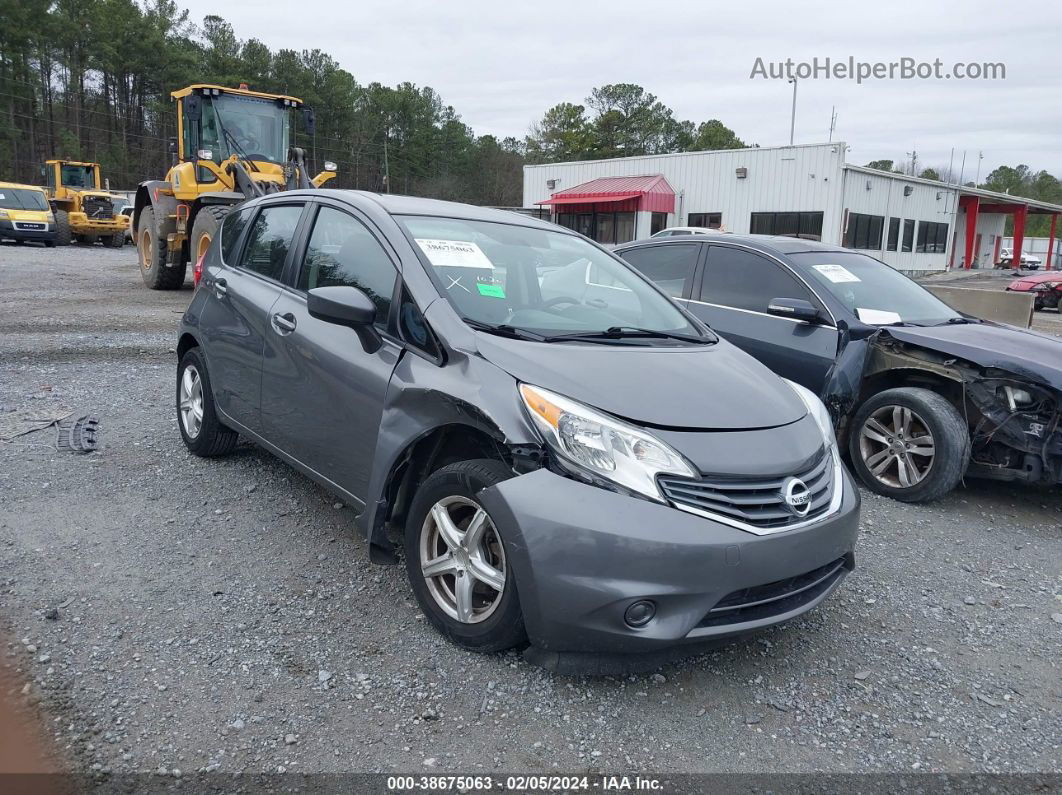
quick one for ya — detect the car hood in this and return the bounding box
[882,322,1062,390]
[471,335,808,430]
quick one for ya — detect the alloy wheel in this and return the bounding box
[179,365,204,439]
[419,496,506,624]
[858,404,936,489]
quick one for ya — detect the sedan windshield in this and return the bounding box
[793,251,961,326]
[398,216,709,343]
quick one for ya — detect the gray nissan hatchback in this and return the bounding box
[177,190,860,668]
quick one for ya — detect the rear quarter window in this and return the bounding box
[220,207,253,265]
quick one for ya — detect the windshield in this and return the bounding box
[398,216,706,342]
[201,94,290,164]
[793,251,960,326]
[0,188,48,211]
[60,165,95,189]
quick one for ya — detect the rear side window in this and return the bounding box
[700,246,811,312]
[618,243,699,298]
[238,204,303,281]
[296,206,397,323]
[220,207,253,264]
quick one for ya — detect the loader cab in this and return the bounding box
[44,160,102,198]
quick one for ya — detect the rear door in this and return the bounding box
[260,201,403,504]
[689,244,839,391]
[616,242,702,307]
[198,202,305,432]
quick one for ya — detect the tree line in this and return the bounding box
[865,159,1062,236]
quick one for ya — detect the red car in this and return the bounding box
[1007,271,1062,311]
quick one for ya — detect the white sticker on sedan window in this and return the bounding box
[813,263,860,283]
[415,238,494,269]
[857,308,903,325]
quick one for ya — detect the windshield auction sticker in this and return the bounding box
[857,307,903,325]
[415,238,494,269]
[812,263,860,283]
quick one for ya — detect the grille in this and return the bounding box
[696,556,849,629]
[83,195,114,219]
[658,449,835,531]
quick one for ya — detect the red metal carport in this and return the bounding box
[959,190,1059,271]
[535,175,676,214]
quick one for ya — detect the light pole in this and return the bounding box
[788,78,797,146]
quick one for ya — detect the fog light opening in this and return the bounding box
[624,600,656,628]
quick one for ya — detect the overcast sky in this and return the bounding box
[179,0,1062,179]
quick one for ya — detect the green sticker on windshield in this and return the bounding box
[477,283,506,298]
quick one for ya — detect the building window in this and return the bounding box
[688,212,722,229]
[916,221,949,253]
[749,211,823,240]
[886,218,900,252]
[902,219,915,252]
[844,212,884,250]
[650,212,668,235]
[556,211,635,244]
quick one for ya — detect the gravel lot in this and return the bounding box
[1,243,1059,779]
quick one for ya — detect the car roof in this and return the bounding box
[292,189,561,231]
[0,181,46,193]
[620,233,847,257]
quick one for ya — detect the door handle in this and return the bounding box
[214,277,227,298]
[271,312,297,334]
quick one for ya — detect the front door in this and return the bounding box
[260,203,403,504]
[198,202,304,432]
[690,244,839,392]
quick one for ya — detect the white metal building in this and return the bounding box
[522,142,1062,273]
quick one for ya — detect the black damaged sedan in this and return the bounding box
[613,235,1062,502]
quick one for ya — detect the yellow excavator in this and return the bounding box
[132,83,336,289]
[43,160,129,247]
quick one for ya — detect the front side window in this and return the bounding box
[398,216,703,340]
[238,204,303,281]
[700,246,812,313]
[0,188,49,211]
[794,251,959,326]
[297,206,398,322]
[618,243,699,298]
[220,207,253,264]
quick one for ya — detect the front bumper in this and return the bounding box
[0,220,56,242]
[68,212,127,234]
[478,467,860,658]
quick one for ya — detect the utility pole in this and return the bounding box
[382,125,390,193]
[788,78,797,145]
[906,149,918,176]
[975,151,984,186]
[827,106,837,142]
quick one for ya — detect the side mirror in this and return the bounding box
[302,107,316,137]
[767,297,822,323]
[307,286,381,352]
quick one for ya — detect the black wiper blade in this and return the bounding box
[461,318,547,341]
[545,326,714,344]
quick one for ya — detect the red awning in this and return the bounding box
[535,175,675,213]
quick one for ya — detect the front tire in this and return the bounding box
[107,232,124,248]
[176,348,238,457]
[139,206,185,290]
[404,459,527,652]
[53,210,71,246]
[848,387,969,503]
[190,206,231,265]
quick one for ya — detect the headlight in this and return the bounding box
[783,379,838,449]
[1000,385,1034,411]
[0,210,9,219]
[323,160,337,172]
[519,384,696,501]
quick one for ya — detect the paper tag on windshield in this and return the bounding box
[857,308,903,325]
[813,263,860,283]
[415,239,494,269]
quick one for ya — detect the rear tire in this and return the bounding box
[848,387,969,503]
[53,210,71,246]
[190,206,231,265]
[404,459,527,653]
[139,206,185,290]
[176,347,238,457]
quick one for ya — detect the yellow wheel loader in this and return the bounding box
[132,84,336,290]
[43,160,129,247]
